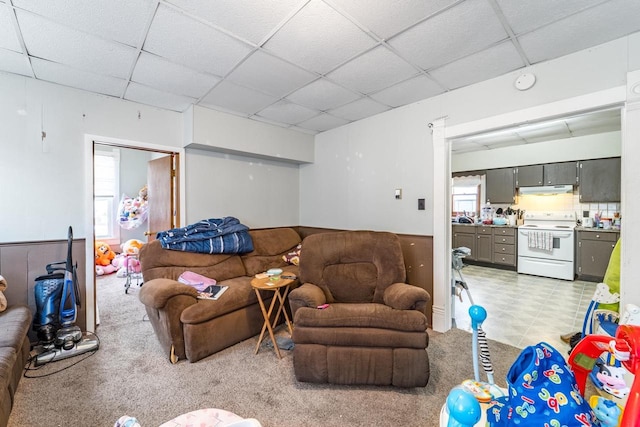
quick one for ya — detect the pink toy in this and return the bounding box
[96,264,117,276]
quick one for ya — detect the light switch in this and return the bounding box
[418,198,425,210]
[395,189,402,200]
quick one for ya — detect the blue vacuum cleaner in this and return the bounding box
[32,226,99,366]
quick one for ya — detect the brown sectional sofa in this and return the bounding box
[138,227,301,363]
[0,305,32,426]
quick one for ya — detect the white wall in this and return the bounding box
[0,72,182,242]
[300,104,438,235]
[185,148,300,228]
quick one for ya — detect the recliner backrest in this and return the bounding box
[299,231,406,304]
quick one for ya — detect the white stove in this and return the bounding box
[517,211,576,281]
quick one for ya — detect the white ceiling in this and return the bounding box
[450,108,622,153]
[1,0,639,135]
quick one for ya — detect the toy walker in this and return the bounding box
[439,305,506,426]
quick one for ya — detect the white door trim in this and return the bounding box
[83,133,185,332]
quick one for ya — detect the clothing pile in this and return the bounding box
[157,217,254,254]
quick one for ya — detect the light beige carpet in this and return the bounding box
[8,273,522,427]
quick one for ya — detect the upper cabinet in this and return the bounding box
[579,158,621,202]
[515,162,578,187]
[515,165,543,186]
[544,161,579,185]
[486,167,515,204]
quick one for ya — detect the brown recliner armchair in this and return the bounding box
[289,230,431,387]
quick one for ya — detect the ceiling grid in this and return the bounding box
[0,0,638,135]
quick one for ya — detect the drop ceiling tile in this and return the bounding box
[516,122,571,140]
[288,125,319,135]
[13,0,156,47]
[200,80,279,115]
[388,0,508,70]
[31,57,127,97]
[263,0,377,74]
[330,0,458,39]
[485,140,527,149]
[328,97,390,122]
[496,0,604,35]
[16,10,137,79]
[519,0,640,64]
[0,48,31,76]
[296,113,349,132]
[369,75,444,108]
[451,140,485,152]
[164,0,301,45]
[125,82,196,112]
[327,45,418,94]
[255,100,319,125]
[226,50,317,98]
[132,52,219,99]
[287,78,361,111]
[0,4,21,52]
[429,41,525,90]
[144,4,253,76]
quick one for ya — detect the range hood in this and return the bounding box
[518,184,573,195]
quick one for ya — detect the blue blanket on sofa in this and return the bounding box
[157,217,254,254]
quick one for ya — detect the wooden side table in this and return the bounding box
[251,275,295,358]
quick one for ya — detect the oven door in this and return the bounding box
[518,229,574,261]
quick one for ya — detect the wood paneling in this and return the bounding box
[0,239,87,342]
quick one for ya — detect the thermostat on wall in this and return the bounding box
[515,73,536,91]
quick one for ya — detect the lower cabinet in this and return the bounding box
[475,227,493,263]
[452,225,476,261]
[452,225,517,268]
[493,227,516,266]
[576,231,619,281]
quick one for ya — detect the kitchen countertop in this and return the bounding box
[575,226,620,233]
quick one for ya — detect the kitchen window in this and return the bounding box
[452,175,483,216]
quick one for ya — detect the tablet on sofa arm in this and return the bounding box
[197,284,228,300]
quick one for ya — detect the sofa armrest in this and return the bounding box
[288,283,326,318]
[383,282,431,313]
[138,278,198,309]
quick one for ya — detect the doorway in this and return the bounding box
[431,90,627,335]
[84,135,183,332]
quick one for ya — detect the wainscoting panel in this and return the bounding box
[0,239,87,342]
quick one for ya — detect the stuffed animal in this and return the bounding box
[96,264,117,276]
[95,241,116,266]
[115,256,141,278]
[0,275,7,312]
[121,239,144,255]
[138,185,148,201]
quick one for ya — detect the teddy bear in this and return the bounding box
[96,263,117,276]
[121,239,144,255]
[0,275,8,312]
[113,254,141,278]
[95,241,116,266]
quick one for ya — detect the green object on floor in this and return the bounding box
[599,239,621,312]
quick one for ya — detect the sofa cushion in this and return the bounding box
[0,346,17,403]
[241,228,301,276]
[0,306,32,349]
[293,303,427,332]
[140,240,246,282]
[180,276,259,325]
[293,326,427,348]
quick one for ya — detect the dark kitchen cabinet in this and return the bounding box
[486,167,515,204]
[452,225,476,261]
[544,161,578,185]
[576,231,619,281]
[493,227,516,266]
[516,165,543,187]
[579,158,621,202]
[475,227,493,263]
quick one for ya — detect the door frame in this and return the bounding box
[431,86,628,333]
[84,134,185,332]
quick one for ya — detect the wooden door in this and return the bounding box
[146,154,179,242]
